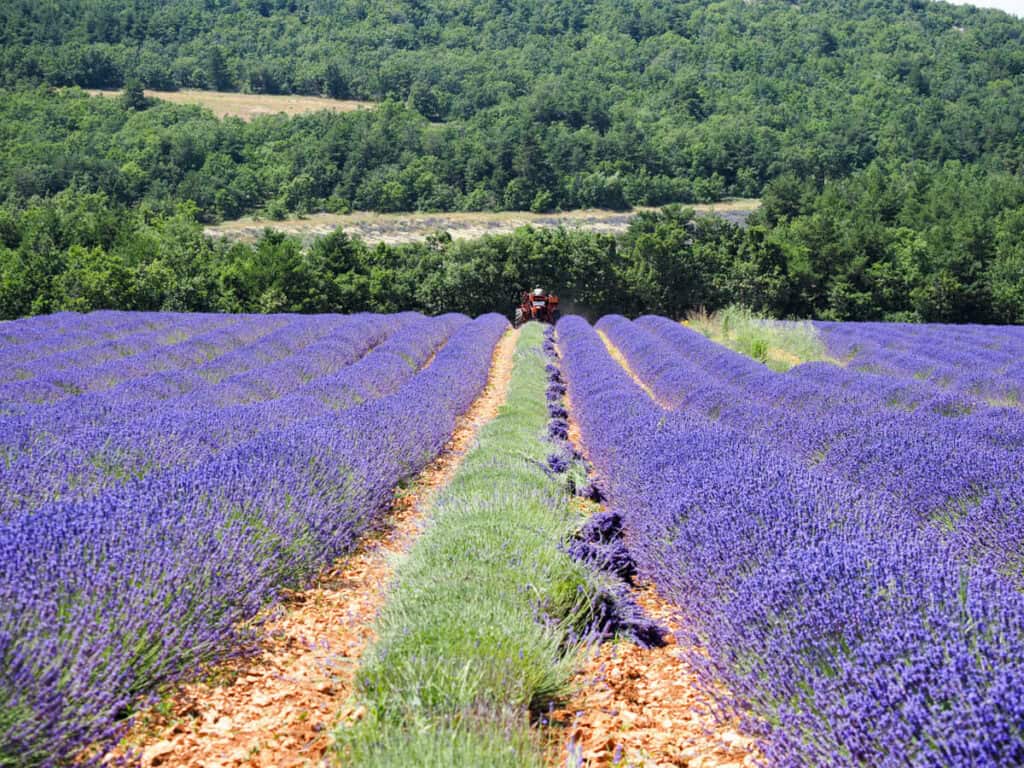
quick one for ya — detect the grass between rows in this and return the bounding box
[687,304,834,371]
[333,323,596,766]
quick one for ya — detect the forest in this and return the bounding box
[0,0,1022,321]
[2,161,1022,323]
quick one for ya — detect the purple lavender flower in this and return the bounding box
[558,313,1024,765]
[0,311,509,762]
[546,453,569,473]
[547,403,568,420]
[548,418,569,441]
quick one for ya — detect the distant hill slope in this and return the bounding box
[2,0,1023,202]
[0,0,1023,332]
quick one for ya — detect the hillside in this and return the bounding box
[0,0,1022,323]
[2,0,1023,213]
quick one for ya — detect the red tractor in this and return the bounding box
[515,288,560,326]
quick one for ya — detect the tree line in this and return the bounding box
[2,0,1024,219]
[3,158,1022,324]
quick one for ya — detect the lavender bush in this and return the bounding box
[0,313,473,515]
[815,321,1024,405]
[559,315,1024,766]
[0,311,507,765]
[599,314,1024,583]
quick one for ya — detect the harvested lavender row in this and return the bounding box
[341,323,612,766]
[0,312,507,765]
[558,315,1024,767]
[543,326,663,647]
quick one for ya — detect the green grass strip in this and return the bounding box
[688,304,835,371]
[333,323,595,767]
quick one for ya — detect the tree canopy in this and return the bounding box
[1,0,1023,322]
[1,0,1023,218]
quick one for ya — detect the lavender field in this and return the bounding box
[560,315,1024,766]
[0,310,507,763]
[2,310,1023,766]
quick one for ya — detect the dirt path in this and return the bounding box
[596,330,671,409]
[550,381,760,767]
[550,585,759,768]
[113,328,520,768]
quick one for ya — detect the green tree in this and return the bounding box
[53,245,133,311]
[989,207,1024,323]
[120,79,149,111]
[207,46,232,91]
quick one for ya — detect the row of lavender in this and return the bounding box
[0,311,508,764]
[0,311,473,515]
[0,310,194,375]
[1,313,395,512]
[0,311,396,420]
[1,313,256,404]
[815,320,1024,405]
[559,315,1024,766]
[599,315,1024,582]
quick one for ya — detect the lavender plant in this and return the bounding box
[559,314,1024,766]
[815,320,1024,406]
[0,311,507,765]
[0,313,472,515]
[600,314,1024,583]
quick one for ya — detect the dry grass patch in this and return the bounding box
[687,305,836,371]
[206,200,761,245]
[85,88,376,120]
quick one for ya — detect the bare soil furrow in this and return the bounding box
[550,390,760,767]
[112,328,519,768]
[596,330,671,409]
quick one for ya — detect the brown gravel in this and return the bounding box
[551,365,761,768]
[549,585,760,768]
[108,327,520,768]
